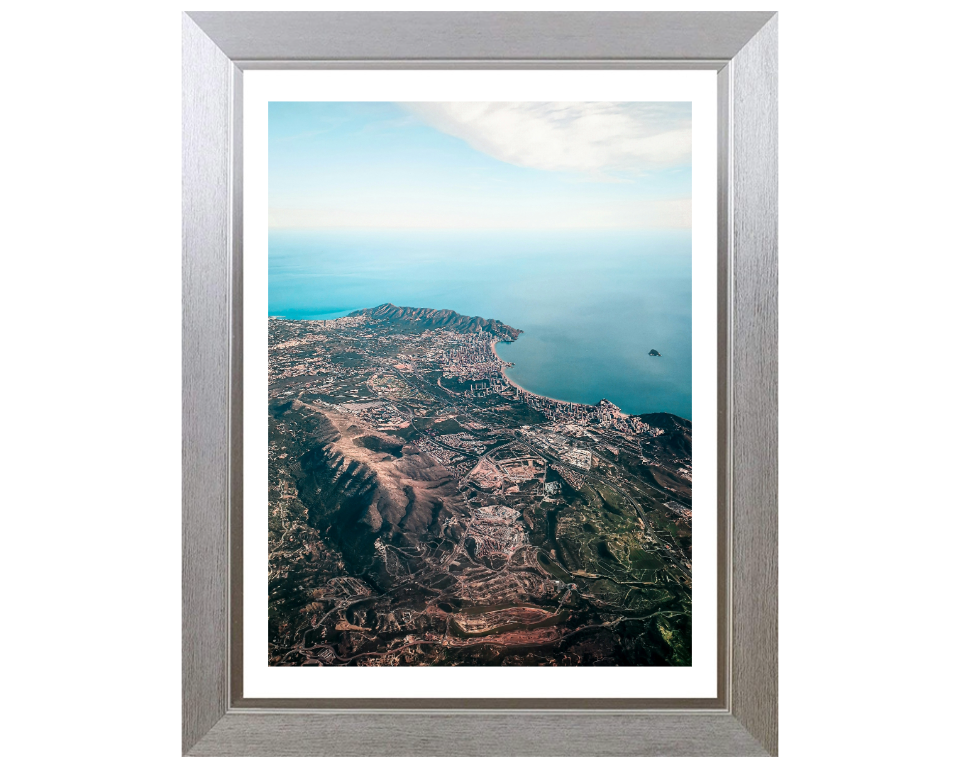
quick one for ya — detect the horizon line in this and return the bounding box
[267,225,693,233]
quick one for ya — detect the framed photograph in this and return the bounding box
[183,11,777,757]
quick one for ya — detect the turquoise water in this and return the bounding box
[269,229,692,419]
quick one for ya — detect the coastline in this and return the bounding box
[491,338,604,412]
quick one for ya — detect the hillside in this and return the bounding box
[349,303,522,340]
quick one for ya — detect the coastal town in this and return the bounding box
[267,304,693,667]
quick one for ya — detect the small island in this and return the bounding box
[648,349,661,357]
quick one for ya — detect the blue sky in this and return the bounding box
[269,101,692,231]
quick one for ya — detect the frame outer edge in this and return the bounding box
[189,711,767,757]
[729,14,779,757]
[182,13,234,755]
[182,10,779,758]
[186,11,777,62]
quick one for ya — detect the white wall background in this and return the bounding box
[1,1,956,765]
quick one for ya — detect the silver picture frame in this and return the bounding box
[182,11,778,757]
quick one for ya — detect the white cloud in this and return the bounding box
[402,102,691,175]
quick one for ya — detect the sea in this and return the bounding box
[268,229,692,420]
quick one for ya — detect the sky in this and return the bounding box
[268,101,692,231]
